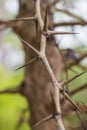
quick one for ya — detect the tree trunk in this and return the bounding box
[14,0,63,130]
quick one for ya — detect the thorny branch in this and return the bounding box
[15,56,39,71]
[0,0,87,130]
[15,0,85,130]
[36,0,65,129]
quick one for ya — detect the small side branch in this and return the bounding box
[33,114,53,127]
[62,71,86,87]
[54,21,87,27]
[55,8,84,22]
[45,30,78,36]
[0,16,36,31]
[70,83,87,96]
[18,36,40,55]
[0,16,35,24]
[15,56,39,71]
[0,87,20,94]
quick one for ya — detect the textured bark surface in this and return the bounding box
[15,0,63,130]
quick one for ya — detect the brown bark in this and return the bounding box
[14,0,63,130]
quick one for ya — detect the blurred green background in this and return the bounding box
[0,0,30,129]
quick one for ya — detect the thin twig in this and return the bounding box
[55,8,84,22]
[0,16,35,25]
[18,35,40,55]
[0,16,36,31]
[0,87,20,94]
[15,56,39,71]
[62,91,81,112]
[70,83,87,96]
[45,30,79,36]
[54,21,87,27]
[33,114,53,127]
[62,71,86,87]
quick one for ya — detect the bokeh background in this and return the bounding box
[0,0,87,130]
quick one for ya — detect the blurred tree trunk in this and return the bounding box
[14,0,63,130]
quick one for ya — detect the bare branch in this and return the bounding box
[0,16,36,31]
[70,83,87,96]
[62,91,81,112]
[36,0,44,30]
[43,30,79,37]
[15,56,39,71]
[18,35,40,55]
[54,21,87,27]
[0,87,20,94]
[35,3,82,129]
[41,55,81,112]
[43,7,48,32]
[57,45,69,92]
[35,0,66,130]
[0,16,35,24]
[55,8,84,21]
[33,114,53,127]
[62,71,86,87]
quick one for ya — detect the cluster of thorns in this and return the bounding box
[0,0,87,130]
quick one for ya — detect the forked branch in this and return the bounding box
[16,1,83,129]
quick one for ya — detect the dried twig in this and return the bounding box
[18,36,40,55]
[0,16,35,24]
[15,56,39,71]
[55,8,84,22]
[0,87,20,94]
[33,114,53,127]
[70,83,87,96]
[54,21,87,27]
[0,16,36,31]
[47,30,78,36]
[62,71,86,87]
